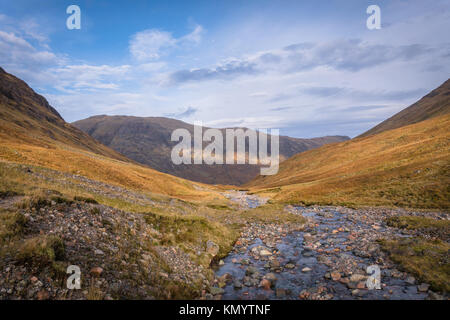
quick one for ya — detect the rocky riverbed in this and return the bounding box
[212,196,448,300]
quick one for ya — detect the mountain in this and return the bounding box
[0,67,217,201]
[359,79,450,137]
[247,81,450,209]
[73,115,349,185]
[0,67,128,161]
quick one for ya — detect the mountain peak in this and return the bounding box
[359,78,450,137]
[0,67,63,122]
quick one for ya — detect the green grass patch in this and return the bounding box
[206,204,231,210]
[379,237,450,293]
[74,196,98,204]
[386,216,449,240]
[0,210,28,244]
[143,211,238,265]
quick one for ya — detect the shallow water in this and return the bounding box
[215,207,427,300]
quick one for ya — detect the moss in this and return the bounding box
[12,235,65,268]
[89,207,100,215]
[206,204,231,210]
[143,211,238,266]
[386,216,449,240]
[74,196,98,204]
[50,196,73,205]
[379,237,450,293]
[386,216,449,230]
[0,211,29,244]
[0,190,22,198]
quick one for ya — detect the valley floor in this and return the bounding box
[0,161,448,300]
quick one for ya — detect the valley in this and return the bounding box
[0,68,448,300]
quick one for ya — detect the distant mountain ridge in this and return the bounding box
[73,115,349,185]
[359,79,450,137]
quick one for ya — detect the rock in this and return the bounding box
[259,249,272,256]
[417,283,430,292]
[264,273,277,282]
[270,260,280,268]
[259,279,271,290]
[218,259,224,266]
[37,289,49,300]
[405,276,416,285]
[219,273,232,283]
[330,272,341,281]
[210,287,224,295]
[276,288,286,297]
[90,267,103,277]
[350,274,366,282]
[94,249,104,255]
[233,281,243,289]
[285,263,295,269]
[206,240,219,256]
[30,276,38,283]
[301,267,312,273]
[246,266,258,276]
[356,281,366,289]
[426,291,444,300]
[299,290,310,299]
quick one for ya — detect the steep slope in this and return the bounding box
[73,115,349,185]
[0,67,218,201]
[0,67,129,161]
[359,79,450,137]
[247,82,450,209]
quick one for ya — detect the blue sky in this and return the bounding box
[0,0,449,138]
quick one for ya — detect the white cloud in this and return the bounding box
[47,64,131,92]
[0,30,59,78]
[129,25,204,61]
[129,29,175,61]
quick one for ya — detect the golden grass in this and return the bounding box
[0,140,221,203]
[247,114,450,209]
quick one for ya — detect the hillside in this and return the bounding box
[0,67,129,162]
[247,82,450,209]
[359,79,450,137]
[0,67,221,202]
[73,115,348,185]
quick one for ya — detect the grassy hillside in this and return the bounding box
[247,114,450,209]
[0,67,228,202]
[359,79,450,137]
[0,67,129,162]
[73,115,348,185]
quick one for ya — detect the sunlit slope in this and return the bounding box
[0,67,216,201]
[0,67,129,161]
[247,114,450,209]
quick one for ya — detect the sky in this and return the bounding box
[0,0,449,138]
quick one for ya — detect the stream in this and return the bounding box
[214,193,430,300]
